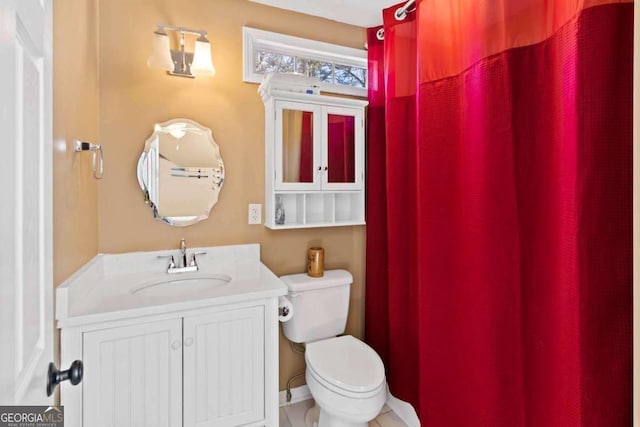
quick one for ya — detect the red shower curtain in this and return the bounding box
[365,1,633,425]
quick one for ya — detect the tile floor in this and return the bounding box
[279,398,409,427]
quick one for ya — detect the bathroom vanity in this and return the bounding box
[56,244,287,427]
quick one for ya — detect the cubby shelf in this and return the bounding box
[265,192,364,229]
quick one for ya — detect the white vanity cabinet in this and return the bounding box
[56,244,285,427]
[262,89,368,229]
[60,300,278,427]
[82,319,184,427]
[183,306,265,427]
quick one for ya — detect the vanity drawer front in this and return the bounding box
[83,319,183,427]
[183,305,265,427]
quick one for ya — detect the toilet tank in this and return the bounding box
[280,269,352,343]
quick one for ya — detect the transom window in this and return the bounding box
[243,27,367,97]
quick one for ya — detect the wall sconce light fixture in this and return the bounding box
[147,24,216,78]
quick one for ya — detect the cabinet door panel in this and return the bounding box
[275,101,322,191]
[183,306,265,427]
[327,114,355,183]
[322,106,364,191]
[83,320,183,427]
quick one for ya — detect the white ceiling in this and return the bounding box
[248,0,400,28]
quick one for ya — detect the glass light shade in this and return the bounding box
[147,31,174,71]
[191,37,216,77]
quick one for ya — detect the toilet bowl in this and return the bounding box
[305,335,386,427]
[279,271,387,427]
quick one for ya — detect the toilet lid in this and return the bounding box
[305,335,385,394]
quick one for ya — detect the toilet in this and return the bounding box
[280,270,386,427]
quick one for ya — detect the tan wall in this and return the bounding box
[53,0,99,287]
[97,0,366,390]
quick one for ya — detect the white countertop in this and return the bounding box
[56,243,287,328]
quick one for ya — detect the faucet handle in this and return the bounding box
[189,251,207,267]
[158,254,176,268]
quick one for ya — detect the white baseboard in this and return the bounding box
[279,385,312,407]
[279,384,421,427]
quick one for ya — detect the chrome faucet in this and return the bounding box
[180,238,188,269]
[159,238,206,274]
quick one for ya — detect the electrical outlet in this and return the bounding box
[248,204,262,225]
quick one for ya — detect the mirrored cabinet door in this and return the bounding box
[322,106,363,190]
[275,101,322,191]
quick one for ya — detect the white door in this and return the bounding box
[83,320,183,427]
[0,0,53,405]
[183,306,265,427]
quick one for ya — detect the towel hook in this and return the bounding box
[74,140,103,179]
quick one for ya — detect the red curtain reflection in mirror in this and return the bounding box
[299,111,314,182]
[327,114,355,183]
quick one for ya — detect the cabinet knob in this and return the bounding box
[323,166,328,171]
[46,360,83,396]
[171,340,182,350]
[317,166,322,171]
[184,337,194,347]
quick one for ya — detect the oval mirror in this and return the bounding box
[137,119,225,226]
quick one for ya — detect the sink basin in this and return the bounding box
[131,274,232,297]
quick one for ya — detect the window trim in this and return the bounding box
[242,27,367,97]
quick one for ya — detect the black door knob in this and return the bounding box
[46,360,83,396]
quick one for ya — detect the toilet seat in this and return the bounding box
[305,335,385,398]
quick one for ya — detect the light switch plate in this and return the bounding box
[248,204,262,224]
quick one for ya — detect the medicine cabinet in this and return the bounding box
[261,89,368,229]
